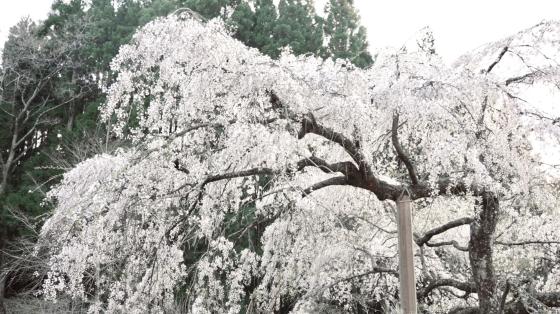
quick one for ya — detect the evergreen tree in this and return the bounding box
[229,1,255,45]
[252,0,278,56]
[229,0,279,57]
[324,0,373,68]
[274,0,323,57]
[180,0,237,19]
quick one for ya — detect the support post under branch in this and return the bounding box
[397,194,417,314]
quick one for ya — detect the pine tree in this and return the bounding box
[229,1,255,45]
[180,0,236,19]
[274,0,323,57]
[251,0,278,56]
[324,0,373,68]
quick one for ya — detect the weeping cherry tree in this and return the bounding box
[38,13,560,314]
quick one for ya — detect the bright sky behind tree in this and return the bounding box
[1,0,560,62]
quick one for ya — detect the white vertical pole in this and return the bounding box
[396,194,417,314]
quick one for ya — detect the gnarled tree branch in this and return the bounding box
[179,167,280,189]
[302,176,348,197]
[296,113,406,200]
[391,113,419,184]
[425,240,469,252]
[415,217,474,246]
[505,72,536,86]
[486,45,509,74]
[297,113,374,178]
[297,156,359,177]
[417,278,477,300]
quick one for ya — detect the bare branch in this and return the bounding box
[485,45,509,74]
[0,105,14,118]
[302,176,348,197]
[505,71,536,86]
[201,167,278,187]
[498,280,510,314]
[495,240,560,246]
[391,113,419,184]
[323,267,399,293]
[426,240,469,252]
[415,217,473,246]
[297,113,373,176]
[16,80,45,122]
[418,278,477,300]
[520,110,560,125]
[297,156,359,177]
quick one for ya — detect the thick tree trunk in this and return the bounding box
[469,192,499,313]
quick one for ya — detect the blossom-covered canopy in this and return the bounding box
[40,13,560,314]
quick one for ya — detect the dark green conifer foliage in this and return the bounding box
[274,0,323,57]
[229,1,255,45]
[324,0,373,68]
[252,0,279,56]
[180,0,237,19]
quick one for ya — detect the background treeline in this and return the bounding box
[0,0,371,309]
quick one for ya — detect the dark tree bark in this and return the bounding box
[469,192,500,313]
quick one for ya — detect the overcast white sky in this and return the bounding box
[1,0,559,62]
